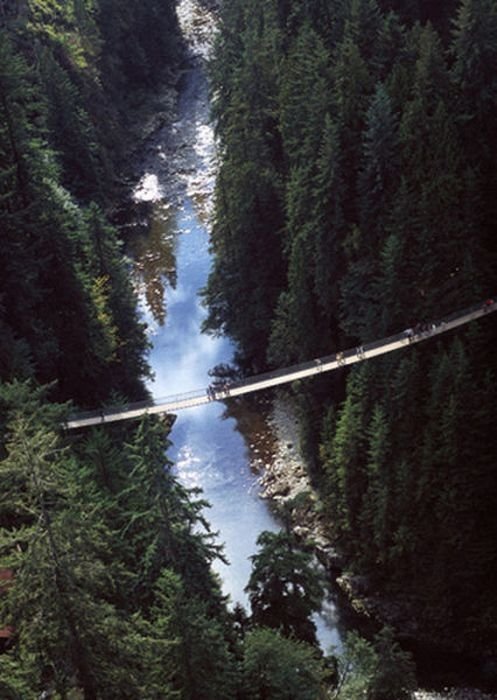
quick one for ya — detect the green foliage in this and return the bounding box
[0,384,146,696]
[242,627,327,700]
[333,631,378,699]
[203,0,286,368]
[97,0,180,91]
[0,653,34,699]
[246,529,325,645]
[150,570,237,700]
[279,22,332,168]
[332,628,415,700]
[0,33,150,407]
[116,417,226,611]
[367,627,417,699]
[207,0,497,656]
[37,47,103,199]
[0,383,241,697]
[1,3,247,698]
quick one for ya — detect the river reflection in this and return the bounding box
[129,203,178,325]
[126,0,342,652]
[133,185,341,650]
[134,191,280,606]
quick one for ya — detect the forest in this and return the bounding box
[1,0,496,697]
[204,0,497,676]
[0,0,419,697]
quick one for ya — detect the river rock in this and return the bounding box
[259,393,340,564]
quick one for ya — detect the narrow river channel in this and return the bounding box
[126,0,342,652]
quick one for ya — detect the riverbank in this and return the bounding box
[260,392,497,698]
[112,0,219,205]
[258,393,340,563]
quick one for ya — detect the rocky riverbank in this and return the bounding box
[258,393,341,565]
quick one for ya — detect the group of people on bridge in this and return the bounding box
[202,298,497,405]
[206,381,230,401]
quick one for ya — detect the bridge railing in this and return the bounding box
[66,297,495,426]
[66,388,208,423]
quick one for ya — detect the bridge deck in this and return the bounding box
[65,299,496,429]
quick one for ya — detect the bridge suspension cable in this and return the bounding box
[65,298,496,430]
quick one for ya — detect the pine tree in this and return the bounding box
[246,530,325,645]
[451,0,497,271]
[242,627,326,700]
[0,35,148,405]
[0,383,149,697]
[37,48,102,200]
[149,570,236,700]
[116,417,225,611]
[368,627,417,700]
[322,365,371,546]
[203,0,286,368]
[340,82,400,341]
[278,22,331,168]
[359,404,392,567]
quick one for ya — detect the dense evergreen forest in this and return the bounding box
[0,0,183,405]
[1,0,496,696]
[1,1,421,697]
[204,0,497,674]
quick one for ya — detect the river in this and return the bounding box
[120,2,497,696]
[126,0,342,652]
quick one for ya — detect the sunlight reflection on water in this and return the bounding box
[127,7,343,649]
[137,191,281,608]
[133,172,163,202]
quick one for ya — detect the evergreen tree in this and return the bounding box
[119,417,226,611]
[279,22,331,169]
[149,570,236,700]
[333,628,415,700]
[0,35,149,406]
[340,82,399,340]
[246,530,324,645]
[451,0,497,271]
[0,384,149,697]
[37,48,102,200]
[203,0,286,368]
[322,365,371,546]
[242,627,327,700]
[367,626,417,699]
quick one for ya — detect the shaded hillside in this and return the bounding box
[0,0,182,406]
[204,0,497,659]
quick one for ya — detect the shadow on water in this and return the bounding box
[117,26,345,649]
[128,203,178,326]
[115,3,497,690]
[116,2,497,690]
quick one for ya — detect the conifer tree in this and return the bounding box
[340,82,399,340]
[117,417,225,611]
[279,22,331,169]
[0,384,150,697]
[149,570,236,700]
[37,48,102,200]
[242,627,326,700]
[246,530,324,645]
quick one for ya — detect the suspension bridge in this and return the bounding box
[65,298,496,430]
